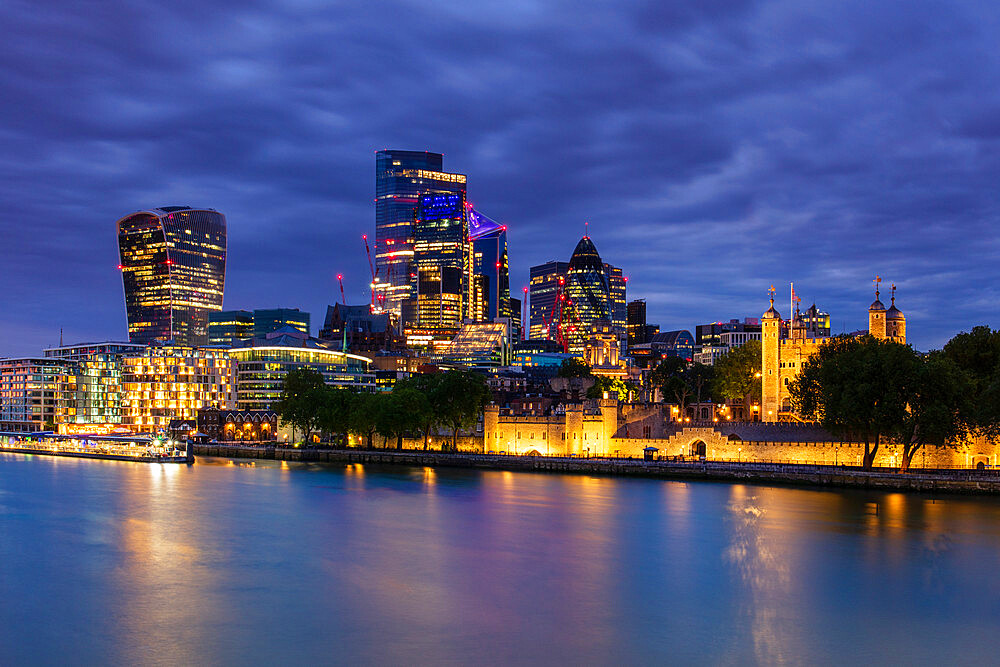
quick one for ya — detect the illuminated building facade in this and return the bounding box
[319,304,400,353]
[406,192,473,343]
[565,237,612,354]
[229,329,374,410]
[375,150,467,316]
[120,345,236,430]
[604,263,627,341]
[252,308,310,338]
[650,330,695,361]
[627,299,648,346]
[116,206,227,346]
[0,357,76,432]
[528,261,568,340]
[209,310,253,346]
[468,208,514,323]
[442,322,510,368]
[45,342,146,427]
[761,282,906,422]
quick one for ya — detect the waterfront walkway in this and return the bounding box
[193,444,1000,495]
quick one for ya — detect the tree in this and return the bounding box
[896,353,968,471]
[713,340,762,420]
[790,335,913,469]
[377,386,429,450]
[586,375,638,400]
[394,374,441,449]
[272,368,327,443]
[316,387,355,446]
[436,370,491,450]
[558,357,592,379]
[651,356,691,416]
[348,391,381,449]
[942,326,1000,443]
[687,363,715,422]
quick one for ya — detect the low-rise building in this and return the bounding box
[0,357,76,432]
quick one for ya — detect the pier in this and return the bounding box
[1,432,193,463]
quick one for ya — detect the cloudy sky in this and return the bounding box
[1,0,997,355]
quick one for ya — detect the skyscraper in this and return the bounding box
[627,299,647,346]
[528,261,568,340]
[468,207,513,322]
[564,236,612,354]
[116,206,226,346]
[375,150,467,316]
[408,192,473,338]
[604,263,627,341]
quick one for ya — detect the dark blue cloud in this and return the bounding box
[0,0,997,355]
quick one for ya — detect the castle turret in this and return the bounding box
[761,288,782,423]
[868,276,887,340]
[885,283,906,344]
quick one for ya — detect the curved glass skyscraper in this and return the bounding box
[116,206,227,346]
[565,236,612,354]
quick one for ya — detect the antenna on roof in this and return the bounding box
[584,221,589,238]
[59,328,63,347]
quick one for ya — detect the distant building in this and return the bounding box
[229,328,374,410]
[406,192,473,342]
[197,406,278,443]
[120,345,236,430]
[627,299,648,346]
[318,304,400,353]
[252,308,310,338]
[209,310,254,346]
[693,319,762,365]
[468,208,515,323]
[604,263,627,342]
[116,206,226,346]
[650,330,695,362]
[584,320,629,381]
[375,150,467,316]
[564,236,612,354]
[800,304,831,338]
[528,261,569,341]
[442,322,510,368]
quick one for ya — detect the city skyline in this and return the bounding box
[2,2,999,356]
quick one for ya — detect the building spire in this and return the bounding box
[59,328,63,347]
[584,220,589,239]
[891,282,896,306]
[873,274,881,300]
[768,284,775,307]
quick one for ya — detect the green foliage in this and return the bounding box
[272,368,328,441]
[895,352,969,470]
[713,340,762,415]
[942,326,1000,442]
[435,370,491,450]
[376,386,431,449]
[348,391,381,449]
[650,358,713,416]
[557,358,592,379]
[791,336,924,469]
[586,375,638,400]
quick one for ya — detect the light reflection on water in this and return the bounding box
[2,452,1000,665]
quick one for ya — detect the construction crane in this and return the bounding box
[362,235,377,312]
[337,274,346,305]
[521,286,528,341]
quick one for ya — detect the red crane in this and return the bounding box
[521,286,528,340]
[337,274,346,305]
[362,235,377,312]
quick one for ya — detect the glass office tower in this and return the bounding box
[410,192,473,335]
[564,236,612,354]
[468,207,513,322]
[604,263,627,341]
[528,261,569,340]
[116,206,227,346]
[375,150,466,317]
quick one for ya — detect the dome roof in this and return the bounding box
[568,236,604,273]
[762,304,781,320]
[886,302,904,320]
[869,298,885,311]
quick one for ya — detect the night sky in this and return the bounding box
[2,0,997,356]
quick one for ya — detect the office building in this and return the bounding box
[318,304,400,353]
[406,192,473,342]
[650,330,695,362]
[468,207,515,323]
[229,328,374,410]
[604,263,627,341]
[528,261,569,341]
[209,310,254,346]
[119,345,236,430]
[116,206,227,346]
[442,322,511,368]
[375,150,467,316]
[627,300,647,346]
[252,308,310,338]
[564,236,612,355]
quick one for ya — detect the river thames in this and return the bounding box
[2,453,999,665]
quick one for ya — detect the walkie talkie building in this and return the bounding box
[116,206,227,346]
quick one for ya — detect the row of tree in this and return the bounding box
[273,369,491,450]
[790,327,1000,470]
[648,340,762,418]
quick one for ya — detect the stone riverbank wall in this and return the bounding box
[192,445,1000,495]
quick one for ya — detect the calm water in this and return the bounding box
[2,454,1000,666]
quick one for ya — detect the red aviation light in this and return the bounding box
[337,274,343,280]
[495,262,501,269]
[116,264,125,270]
[522,287,528,293]
[164,259,175,266]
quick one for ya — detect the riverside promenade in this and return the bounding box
[193,444,1000,495]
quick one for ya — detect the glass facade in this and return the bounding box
[528,261,569,341]
[0,358,75,431]
[469,209,514,324]
[375,151,466,317]
[410,192,472,335]
[605,263,627,342]
[45,342,146,426]
[252,308,310,338]
[120,346,236,429]
[116,206,227,347]
[209,310,254,346]
[564,237,612,355]
[229,346,374,410]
